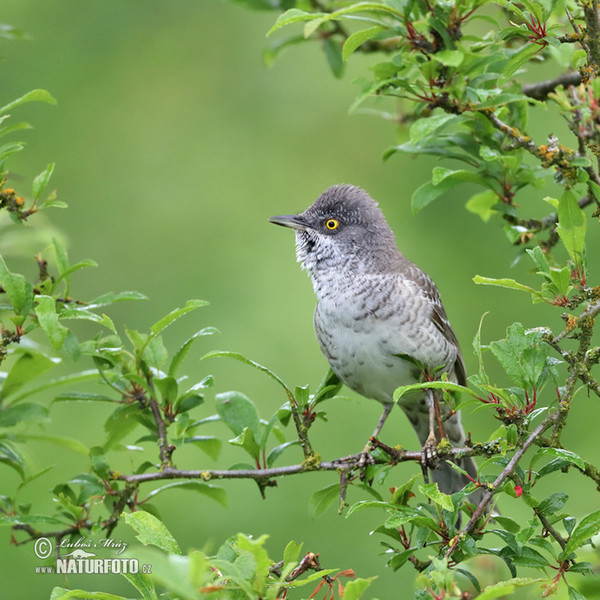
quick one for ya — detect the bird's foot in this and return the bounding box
[357,439,376,481]
[421,434,440,476]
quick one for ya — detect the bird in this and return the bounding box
[269,184,478,496]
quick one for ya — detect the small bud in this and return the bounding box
[514,485,523,497]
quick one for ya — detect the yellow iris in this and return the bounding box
[325,219,339,230]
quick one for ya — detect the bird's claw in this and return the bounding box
[421,434,439,473]
[358,440,376,481]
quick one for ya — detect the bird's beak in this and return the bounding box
[269,214,309,231]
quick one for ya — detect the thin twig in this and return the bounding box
[521,72,582,101]
[445,410,562,558]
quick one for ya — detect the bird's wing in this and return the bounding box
[402,260,467,387]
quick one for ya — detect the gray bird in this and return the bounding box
[270,184,478,495]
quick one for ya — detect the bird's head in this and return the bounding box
[269,184,397,274]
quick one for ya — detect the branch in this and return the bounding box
[555,299,600,341]
[117,442,501,485]
[445,409,562,558]
[148,396,173,468]
[521,72,582,101]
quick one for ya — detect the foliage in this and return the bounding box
[2,1,600,598]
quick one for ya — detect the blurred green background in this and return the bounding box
[1,1,599,598]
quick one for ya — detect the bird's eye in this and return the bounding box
[325,219,339,230]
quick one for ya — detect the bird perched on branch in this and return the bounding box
[270,184,478,495]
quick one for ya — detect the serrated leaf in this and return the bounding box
[561,509,600,559]
[309,483,340,517]
[343,577,375,600]
[342,26,383,60]
[0,402,48,427]
[184,436,222,460]
[1,350,59,399]
[537,492,568,516]
[267,440,299,467]
[557,189,586,263]
[410,113,458,145]
[0,89,56,115]
[150,299,208,336]
[267,9,326,36]
[169,327,218,377]
[473,275,543,301]
[0,256,33,316]
[143,481,227,507]
[216,391,260,438]
[465,190,498,222]
[9,369,100,404]
[32,163,55,201]
[0,441,25,477]
[87,291,148,309]
[501,43,541,78]
[122,511,180,554]
[477,577,542,600]
[323,37,344,78]
[433,49,464,67]
[35,295,69,350]
[204,351,294,403]
[229,427,261,460]
[419,482,454,511]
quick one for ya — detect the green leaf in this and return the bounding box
[184,436,222,460]
[0,256,33,316]
[557,189,587,263]
[323,37,344,78]
[23,434,89,455]
[0,89,56,115]
[216,391,260,438]
[35,296,69,350]
[58,308,116,333]
[89,446,111,479]
[568,585,588,600]
[267,9,326,36]
[418,482,454,511]
[534,447,585,470]
[537,492,568,517]
[477,577,543,600]
[32,163,55,201]
[342,26,383,60]
[561,509,600,559]
[87,290,148,308]
[229,427,261,460]
[267,440,299,467]
[1,350,59,399]
[204,351,294,403]
[237,533,271,591]
[433,49,464,67]
[150,299,208,336]
[0,441,25,476]
[343,577,376,600]
[394,380,478,403]
[309,483,340,517]
[0,402,48,427]
[412,168,490,213]
[122,511,181,554]
[502,43,541,78]
[8,369,100,404]
[169,327,218,377]
[465,190,498,222]
[409,113,458,145]
[473,275,543,301]
[263,35,306,68]
[143,481,227,507]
